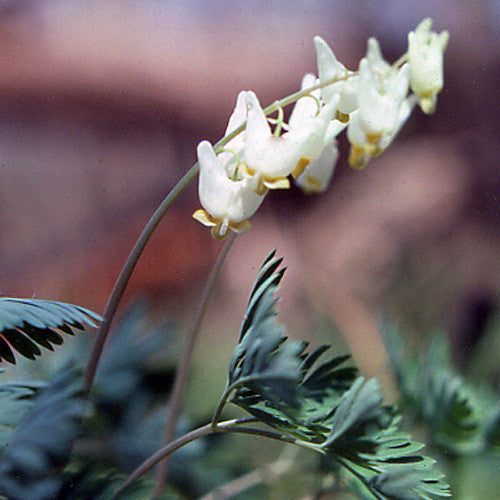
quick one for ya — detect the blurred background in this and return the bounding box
[0,0,499,495]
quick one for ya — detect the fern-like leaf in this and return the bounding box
[0,297,101,363]
[0,365,86,499]
[320,377,450,498]
[227,253,356,432]
[228,251,303,411]
[382,321,482,451]
[224,253,450,499]
[0,381,46,452]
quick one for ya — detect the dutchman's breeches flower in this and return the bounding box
[314,36,359,121]
[408,18,449,114]
[193,141,266,239]
[217,91,247,179]
[295,120,343,193]
[192,20,447,237]
[347,55,410,169]
[243,90,337,193]
[289,74,345,193]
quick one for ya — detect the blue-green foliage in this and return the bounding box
[0,298,101,363]
[227,252,451,499]
[90,304,245,497]
[0,304,245,498]
[0,365,85,500]
[382,321,500,454]
[0,380,46,453]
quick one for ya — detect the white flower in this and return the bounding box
[378,94,417,150]
[288,73,321,126]
[217,91,247,180]
[288,74,345,193]
[243,90,336,193]
[348,95,416,169]
[295,120,344,193]
[365,37,392,81]
[314,36,359,120]
[193,140,266,238]
[408,18,449,114]
[346,43,410,169]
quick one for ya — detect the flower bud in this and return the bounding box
[408,18,449,114]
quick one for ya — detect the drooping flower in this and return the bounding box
[288,73,321,126]
[193,140,266,238]
[347,40,411,169]
[348,94,416,169]
[314,36,359,121]
[289,73,345,193]
[243,90,337,193]
[295,120,344,193]
[217,91,247,180]
[365,37,392,81]
[408,18,449,114]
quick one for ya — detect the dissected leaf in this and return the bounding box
[382,321,488,452]
[0,365,86,499]
[0,298,101,364]
[367,464,451,500]
[228,252,303,412]
[0,381,46,453]
[228,253,357,432]
[224,253,450,499]
[319,378,450,498]
[322,378,384,447]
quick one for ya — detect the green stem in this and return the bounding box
[153,232,237,496]
[273,104,284,137]
[211,373,304,429]
[335,457,385,500]
[114,417,295,497]
[83,72,353,395]
[211,383,232,429]
[83,163,199,394]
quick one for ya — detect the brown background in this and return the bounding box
[0,0,498,379]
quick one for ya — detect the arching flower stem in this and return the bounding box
[116,417,322,498]
[153,232,237,496]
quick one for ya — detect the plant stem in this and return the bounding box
[211,383,232,429]
[114,417,296,497]
[83,163,199,394]
[335,457,385,500]
[153,232,237,496]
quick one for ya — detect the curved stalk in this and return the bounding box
[115,417,296,497]
[335,457,385,500]
[153,232,237,495]
[211,383,232,429]
[83,163,199,393]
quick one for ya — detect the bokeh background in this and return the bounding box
[0,0,498,496]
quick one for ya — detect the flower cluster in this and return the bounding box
[193,18,448,238]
